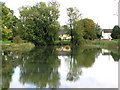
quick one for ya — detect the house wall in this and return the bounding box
[59,34,71,40]
[102,32,112,40]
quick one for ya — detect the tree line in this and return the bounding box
[1,1,119,46]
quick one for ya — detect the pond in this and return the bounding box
[1,45,119,88]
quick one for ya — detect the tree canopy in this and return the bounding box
[66,7,96,45]
[1,2,18,40]
[17,1,61,46]
[80,18,96,40]
[95,23,102,39]
[66,7,83,45]
[111,25,120,39]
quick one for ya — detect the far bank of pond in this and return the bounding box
[86,40,120,49]
[1,40,120,51]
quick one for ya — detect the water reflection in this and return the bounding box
[66,46,101,81]
[19,46,60,88]
[1,45,119,88]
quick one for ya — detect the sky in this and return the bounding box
[1,0,119,29]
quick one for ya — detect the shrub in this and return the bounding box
[59,37,61,41]
[13,35,22,43]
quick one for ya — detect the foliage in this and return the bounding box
[111,25,120,39]
[67,7,82,41]
[62,25,70,34]
[1,28,13,41]
[17,1,60,46]
[1,2,18,40]
[95,23,102,39]
[72,20,84,45]
[13,35,22,43]
[66,7,83,45]
[80,18,96,40]
[15,20,25,40]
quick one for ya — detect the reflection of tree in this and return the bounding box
[111,52,120,61]
[19,46,60,88]
[2,51,14,88]
[66,46,101,81]
[2,50,28,88]
[104,48,120,61]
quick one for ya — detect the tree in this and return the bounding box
[67,7,82,42]
[111,25,120,39]
[62,25,70,34]
[1,2,18,40]
[18,1,60,46]
[80,18,96,40]
[95,23,102,39]
[72,20,84,45]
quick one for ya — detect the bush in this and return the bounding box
[13,35,22,43]
[111,26,120,39]
[59,37,61,41]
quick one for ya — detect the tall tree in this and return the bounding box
[72,20,84,45]
[0,2,18,40]
[18,1,60,46]
[95,23,102,39]
[62,25,70,34]
[67,7,82,42]
[80,18,96,40]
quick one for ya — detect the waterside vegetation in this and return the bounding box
[86,40,120,49]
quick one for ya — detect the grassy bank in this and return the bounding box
[1,40,119,50]
[1,40,71,51]
[55,40,71,43]
[0,40,12,44]
[54,40,71,45]
[86,40,120,48]
[2,42,35,51]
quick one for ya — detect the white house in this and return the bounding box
[101,29,112,40]
[59,29,71,40]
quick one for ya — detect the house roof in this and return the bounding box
[59,28,68,35]
[102,29,112,33]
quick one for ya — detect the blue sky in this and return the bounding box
[1,0,119,29]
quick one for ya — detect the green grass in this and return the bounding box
[86,40,119,48]
[112,39,120,41]
[55,40,71,43]
[0,40,28,44]
[2,43,35,51]
[0,40,12,44]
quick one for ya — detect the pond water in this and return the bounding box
[1,46,119,88]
